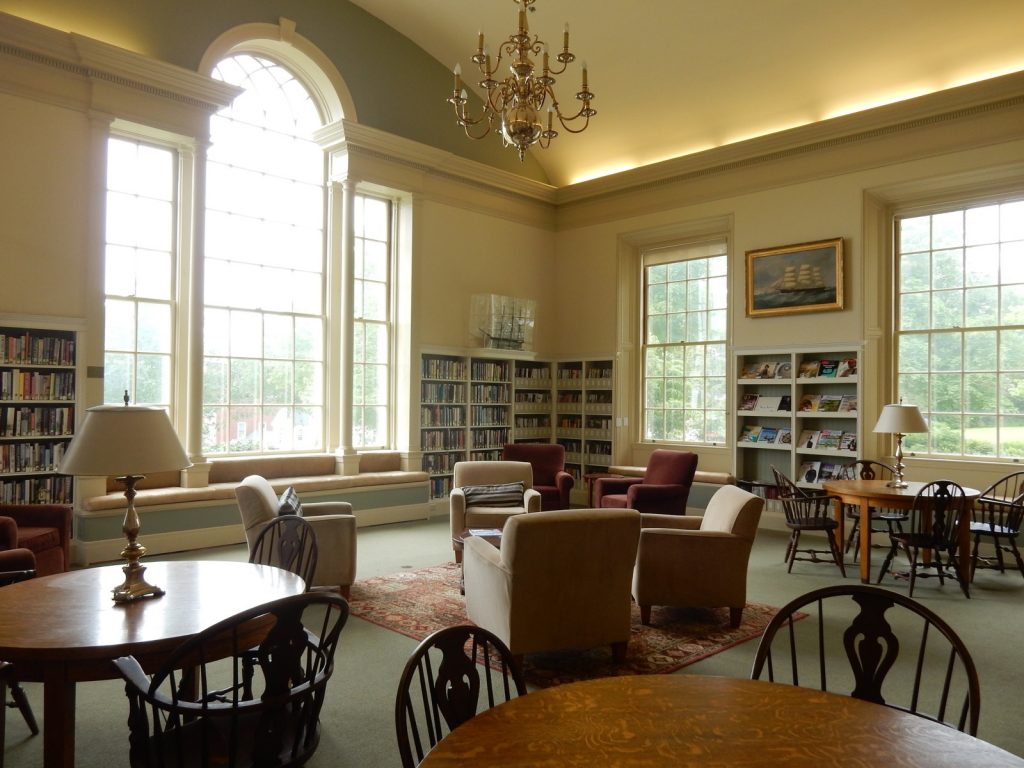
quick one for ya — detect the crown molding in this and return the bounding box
[0,12,239,113]
[557,70,1024,207]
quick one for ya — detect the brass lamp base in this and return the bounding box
[111,475,165,603]
[112,561,164,603]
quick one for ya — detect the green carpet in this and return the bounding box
[347,562,785,687]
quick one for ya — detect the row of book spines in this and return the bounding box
[0,475,73,504]
[471,428,509,448]
[421,358,468,380]
[0,370,75,401]
[1,406,74,437]
[470,362,510,381]
[0,440,67,473]
[422,452,463,475]
[0,334,76,367]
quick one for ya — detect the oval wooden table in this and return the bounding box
[420,675,1024,767]
[822,479,980,587]
[0,559,306,768]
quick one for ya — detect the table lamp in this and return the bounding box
[872,401,928,488]
[59,398,191,603]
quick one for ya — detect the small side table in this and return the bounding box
[582,472,622,507]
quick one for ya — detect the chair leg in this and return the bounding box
[907,544,920,597]
[971,533,981,580]
[1008,537,1024,579]
[611,641,628,663]
[994,534,1007,573]
[786,531,800,573]
[639,605,651,626]
[8,683,37,736]
[877,542,894,584]
[827,531,846,578]
[728,606,743,628]
[844,517,859,555]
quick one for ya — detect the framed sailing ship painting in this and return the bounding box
[745,237,844,317]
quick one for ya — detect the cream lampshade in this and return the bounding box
[872,402,928,488]
[59,402,191,603]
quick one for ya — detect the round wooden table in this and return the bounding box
[0,559,306,768]
[420,675,1024,767]
[822,479,980,587]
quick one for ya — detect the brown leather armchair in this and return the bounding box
[0,504,72,576]
[501,443,574,510]
[593,450,698,515]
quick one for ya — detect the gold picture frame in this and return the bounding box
[745,237,844,317]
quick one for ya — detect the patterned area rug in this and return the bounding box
[347,563,781,688]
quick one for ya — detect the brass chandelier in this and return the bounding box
[448,0,596,161]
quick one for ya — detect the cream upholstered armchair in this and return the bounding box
[632,484,764,628]
[463,508,641,662]
[234,475,357,597]
[449,461,541,563]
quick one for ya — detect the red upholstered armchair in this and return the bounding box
[593,450,698,515]
[501,443,574,510]
[0,504,72,576]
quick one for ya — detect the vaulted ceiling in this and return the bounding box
[350,0,1024,188]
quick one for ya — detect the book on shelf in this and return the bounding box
[798,394,821,411]
[798,429,820,448]
[739,425,762,443]
[741,362,777,379]
[775,427,793,445]
[779,395,792,412]
[839,431,858,452]
[838,394,858,412]
[798,360,821,378]
[798,460,822,483]
[817,394,842,412]
[775,362,793,379]
[836,358,858,377]
[754,395,782,411]
[757,426,778,443]
[739,393,760,410]
[818,359,840,377]
[816,429,843,450]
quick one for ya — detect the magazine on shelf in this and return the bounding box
[798,394,821,411]
[817,394,842,412]
[757,426,779,443]
[775,427,793,445]
[798,460,822,483]
[775,362,793,379]
[839,431,858,452]
[816,429,844,449]
[798,360,821,378]
[754,395,782,411]
[739,424,762,443]
[741,362,776,379]
[797,429,820,448]
[818,359,840,377]
[779,394,792,412]
[839,394,858,412]
[739,393,760,410]
[818,462,840,481]
[836,358,858,377]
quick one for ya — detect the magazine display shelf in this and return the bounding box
[734,346,861,491]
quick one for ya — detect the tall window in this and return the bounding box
[103,137,176,410]
[203,54,326,454]
[896,197,1024,458]
[642,240,728,443]
[352,194,392,448]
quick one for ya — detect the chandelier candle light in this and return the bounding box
[59,396,191,603]
[448,0,595,160]
[872,401,929,488]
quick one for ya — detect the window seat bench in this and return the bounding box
[73,452,429,566]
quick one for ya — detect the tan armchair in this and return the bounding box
[463,508,641,661]
[234,475,357,597]
[632,484,763,628]
[449,461,541,563]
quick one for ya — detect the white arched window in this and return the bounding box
[202,54,327,454]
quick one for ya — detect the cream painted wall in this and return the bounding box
[414,199,556,356]
[552,131,1024,490]
[0,92,92,317]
